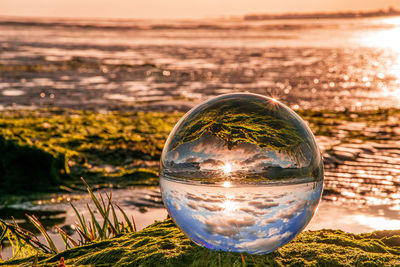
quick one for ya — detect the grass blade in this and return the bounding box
[108,190,121,235]
[131,216,137,232]
[70,202,88,237]
[241,253,246,267]
[0,222,7,242]
[26,214,59,254]
[56,227,71,249]
[56,226,79,248]
[75,225,91,243]
[114,202,134,232]
[101,195,112,238]
[6,218,51,254]
[81,177,117,235]
[87,204,102,240]
[99,191,107,211]
[111,204,120,235]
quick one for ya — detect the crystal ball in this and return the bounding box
[160,93,323,254]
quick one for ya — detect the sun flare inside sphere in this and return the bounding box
[222,162,232,174]
[160,93,323,254]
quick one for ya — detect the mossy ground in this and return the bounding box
[1,219,399,266]
[0,109,180,196]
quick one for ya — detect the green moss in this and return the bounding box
[0,57,158,73]
[0,109,181,195]
[170,96,307,154]
[2,219,399,266]
[299,108,400,141]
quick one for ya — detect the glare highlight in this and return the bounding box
[222,162,232,174]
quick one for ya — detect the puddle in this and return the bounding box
[1,89,25,96]
[79,76,108,84]
[306,201,400,233]
[104,93,136,102]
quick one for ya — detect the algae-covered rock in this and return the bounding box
[0,135,69,194]
[0,109,180,190]
[2,219,399,266]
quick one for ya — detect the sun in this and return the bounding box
[222,181,232,188]
[222,200,236,212]
[222,162,232,174]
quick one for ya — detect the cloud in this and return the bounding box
[267,227,281,237]
[191,132,226,154]
[259,200,307,225]
[170,151,179,160]
[194,214,256,237]
[200,158,225,169]
[202,158,224,165]
[240,207,267,216]
[235,231,292,253]
[187,201,199,210]
[170,190,182,201]
[198,203,223,212]
[186,192,204,202]
[241,153,270,165]
[248,201,279,210]
[260,218,277,226]
[232,195,247,202]
[226,217,256,228]
[185,192,224,203]
[239,147,296,170]
[185,156,200,163]
[274,200,307,221]
[173,201,181,211]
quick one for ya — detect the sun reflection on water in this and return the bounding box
[354,215,400,231]
[363,18,400,51]
[362,18,400,104]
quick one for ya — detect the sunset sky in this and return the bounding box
[1,0,400,19]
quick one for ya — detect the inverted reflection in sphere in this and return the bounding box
[160,93,323,254]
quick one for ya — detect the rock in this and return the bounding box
[0,135,69,194]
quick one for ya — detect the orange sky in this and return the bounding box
[1,0,400,19]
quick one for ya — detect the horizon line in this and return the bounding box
[0,7,399,22]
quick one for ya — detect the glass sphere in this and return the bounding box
[160,93,323,254]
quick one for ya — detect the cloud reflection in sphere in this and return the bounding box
[160,93,323,254]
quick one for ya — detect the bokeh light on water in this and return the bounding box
[160,93,323,254]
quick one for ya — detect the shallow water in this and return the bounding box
[1,16,400,111]
[1,185,397,259]
[0,188,168,260]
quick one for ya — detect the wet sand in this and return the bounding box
[1,16,400,111]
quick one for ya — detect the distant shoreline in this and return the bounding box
[244,8,400,21]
